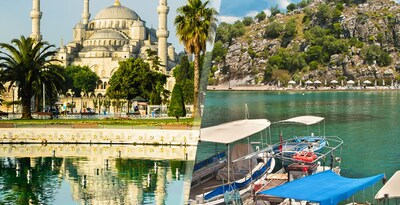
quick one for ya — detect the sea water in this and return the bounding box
[198,90,400,203]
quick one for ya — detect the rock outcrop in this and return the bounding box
[215,0,400,86]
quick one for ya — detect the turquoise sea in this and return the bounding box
[198,90,400,202]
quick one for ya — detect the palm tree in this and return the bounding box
[175,0,218,117]
[0,36,63,119]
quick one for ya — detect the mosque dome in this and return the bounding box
[94,4,139,20]
[89,30,126,40]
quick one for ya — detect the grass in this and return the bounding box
[0,117,201,128]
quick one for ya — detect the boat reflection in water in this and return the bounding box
[0,144,196,204]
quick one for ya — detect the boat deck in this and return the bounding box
[189,178,225,202]
[254,173,288,204]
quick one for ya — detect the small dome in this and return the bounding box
[89,30,126,40]
[74,22,85,29]
[94,5,139,20]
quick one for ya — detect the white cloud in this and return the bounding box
[277,0,291,9]
[246,11,259,18]
[219,16,241,23]
[220,8,273,24]
[245,9,271,18]
[263,9,272,17]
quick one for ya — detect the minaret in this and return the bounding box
[30,0,42,42]
[157,0,169,73]
[82,0,90,26]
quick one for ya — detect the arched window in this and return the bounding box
[97,80,102,89]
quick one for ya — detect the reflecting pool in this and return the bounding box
[0,144,195,204]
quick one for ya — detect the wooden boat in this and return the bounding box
[189,119,275,205]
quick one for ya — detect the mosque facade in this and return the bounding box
[1,0,179,114]
[51,0,177,98]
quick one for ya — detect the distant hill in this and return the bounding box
[210,0,400,86]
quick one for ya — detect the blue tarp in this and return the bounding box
[259,170,384,205]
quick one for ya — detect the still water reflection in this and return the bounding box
[0,144,195,205]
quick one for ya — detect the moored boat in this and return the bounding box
[189,119,275,205]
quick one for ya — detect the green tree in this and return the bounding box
[212,41,227,63]
[64,65,99,96]
[106,58,168,104]
[270,5,281,17]
[255,11,267,22]
[361,44,392,66]
[168,84,186,121]
[264,21,284,39]
[242,16,254,26]
[173,56,194,104]
[297,0,309,8]
[306,45,324,63]
[215,21,245,46]
[175,0,218,117]
[287,3,297,12]
[146,48,163,71]
[0,36,63,119]
[271,69,291,85]
[282,18,297,47]
[315,4,332,26]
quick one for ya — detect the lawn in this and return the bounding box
[0,117,201,129]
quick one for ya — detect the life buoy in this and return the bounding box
[293,151,317,162]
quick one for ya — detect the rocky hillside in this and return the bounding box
[211,0,400,86]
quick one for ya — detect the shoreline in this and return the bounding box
[207,85,400,91]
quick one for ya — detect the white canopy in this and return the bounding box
[305,80,313,84]
[375,171,400,199]
[363,80,372,84]
[330,80,338,84]
[279,115,324,125]
[200,119,271,144]
[314,80,322,84]
[347,80,355,84]
[288,80,296,85]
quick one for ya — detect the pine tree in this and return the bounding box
[168,84,186,122]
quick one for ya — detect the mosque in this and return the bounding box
[19,0,178,114]
[51,0,176,97]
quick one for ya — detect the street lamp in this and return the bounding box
[80,91,84,119]
[68,89,75,113]
[11,85,16,114]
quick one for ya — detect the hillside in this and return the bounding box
[210,0,400,86]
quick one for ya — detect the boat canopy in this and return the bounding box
[258,170,384,205]
[375,170,400,199]
[279,115,324,125]
[200,119,271,144]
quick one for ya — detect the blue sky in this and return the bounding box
[219,0,301,23]
[0,0,221,52]
[0,0,335,52]
[2,0,400,52]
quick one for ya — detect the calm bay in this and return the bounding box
[198,90,400,202]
